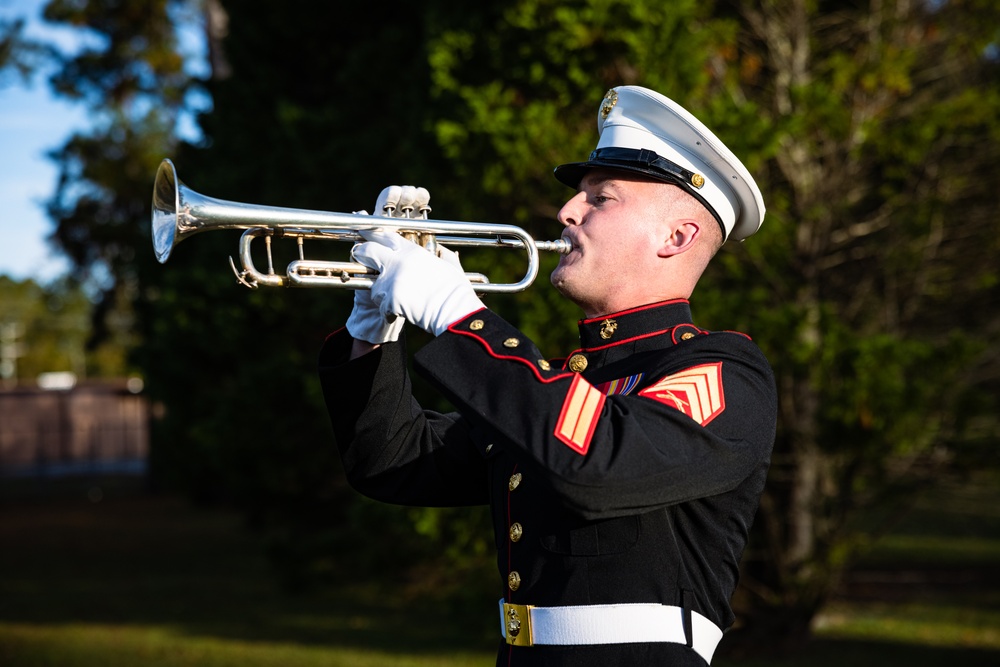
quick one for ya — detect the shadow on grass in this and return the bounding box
[0,480,498,658]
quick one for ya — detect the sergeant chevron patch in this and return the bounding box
[555,375,606,454]
[638,362,725,426]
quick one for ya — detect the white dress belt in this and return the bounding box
[498,599,724,664]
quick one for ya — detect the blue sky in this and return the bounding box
[0,0,206,285]
[0,0,89,283]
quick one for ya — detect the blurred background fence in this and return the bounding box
[0,379,148,478]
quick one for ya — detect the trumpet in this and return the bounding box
[151,159,570,292]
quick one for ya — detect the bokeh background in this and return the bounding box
[2,1,999,665]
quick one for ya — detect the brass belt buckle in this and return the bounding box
[503,602,534,647]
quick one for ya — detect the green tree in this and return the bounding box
[0,276,98,383]
[692,0,1000,650]
[0,13,51,87]
[42,0,191,369]
[133,0,467,586]
[0,3,135,383]
[423,0,733,350]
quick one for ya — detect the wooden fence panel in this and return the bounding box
[0,383,149,477]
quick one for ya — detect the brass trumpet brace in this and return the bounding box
[151,159,570,292]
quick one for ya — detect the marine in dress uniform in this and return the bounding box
[319,86,777,666]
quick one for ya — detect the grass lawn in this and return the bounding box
[1,473,998,666]
[778,471,1000,667]
[0,479,497,667]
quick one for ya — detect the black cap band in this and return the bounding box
[553,147,724,234]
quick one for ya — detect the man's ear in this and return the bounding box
[657,220,701,258]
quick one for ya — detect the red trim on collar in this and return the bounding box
[577,327,678,353]
[577,299,690,325]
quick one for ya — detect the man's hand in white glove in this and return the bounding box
[346,288,402,345]
[374,185,431,219]
[344,185,430,345]
[352,228,485,336]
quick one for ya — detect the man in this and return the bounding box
[319,85,776,666]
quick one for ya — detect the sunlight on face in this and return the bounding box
[550,171,698,316]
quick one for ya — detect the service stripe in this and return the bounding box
[555,375,605,455]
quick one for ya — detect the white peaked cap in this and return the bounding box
[554,86,765,242]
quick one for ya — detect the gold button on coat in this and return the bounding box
[503,338,520,348]
[568,353,588,373]
[509,522,523,543]
[470,319,484,330]
[508,571,521,591]
[681,332,695,341]
[508,473,522,491]
[538,359,551,371]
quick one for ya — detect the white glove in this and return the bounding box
[374,185,431,219]
[346,288,402,344]
[352,228,485,336]
[343,185,429,344]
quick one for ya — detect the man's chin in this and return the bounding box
[550,269,583,303]
[550,267,569,293]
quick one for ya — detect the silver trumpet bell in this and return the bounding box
[151,159,569,291]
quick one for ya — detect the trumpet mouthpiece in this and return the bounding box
[537,238,572,254]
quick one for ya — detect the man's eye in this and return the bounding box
[593,195,610,204]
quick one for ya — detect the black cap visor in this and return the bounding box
[553,147,725,233]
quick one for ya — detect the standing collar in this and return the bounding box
[577,299,694,351]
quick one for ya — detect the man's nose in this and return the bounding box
[557,191,586,227]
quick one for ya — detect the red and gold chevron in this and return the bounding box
[638,362,725,426]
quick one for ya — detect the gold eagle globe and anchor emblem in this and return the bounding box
[600,89,619,119]
[600,318,618,340]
